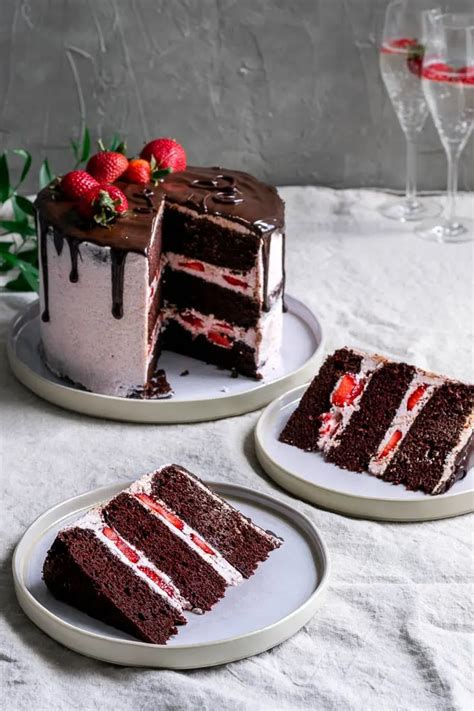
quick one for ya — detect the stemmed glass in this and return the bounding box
[416,13,474,242]
[379,0,442,221]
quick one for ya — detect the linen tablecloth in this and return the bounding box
[1,188,473,711]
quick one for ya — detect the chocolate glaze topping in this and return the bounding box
[162,166,284,235]
[35,166,285,322]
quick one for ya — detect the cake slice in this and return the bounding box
[43,465,282,643]
[279,348,473,495]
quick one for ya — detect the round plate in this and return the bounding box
[255,385,474,522]
[7,296,324,423]
[13,481,329,668]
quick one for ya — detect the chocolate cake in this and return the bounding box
[43,464,282,644]
[35,166,285,397]
[279,348,474,495]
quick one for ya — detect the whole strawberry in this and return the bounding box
[86,151,129,183]
[122,158,151,185]
[78,184,129,227]
[61,170,98,200]
[140,137,187,175]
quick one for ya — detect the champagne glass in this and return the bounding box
[379,0,442,221]
[416,13,474,242]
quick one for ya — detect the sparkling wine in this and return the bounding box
[380,38,429,135]
[422,63,474,150]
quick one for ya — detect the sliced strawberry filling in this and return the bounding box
[191,533,216,555]
[331,374,365,408]
[102,526,139,563]
[178,260,205,272]
[214,321,233,332]
[223,274,249,289]
[138,565,175,597]
[135,492,184,530]
[407,384,427,411]
[208,330,233,348]
[318,411,340,438]
[180,311,204,329]
[377,430,402,460]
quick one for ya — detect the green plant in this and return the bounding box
[0,127,124,292]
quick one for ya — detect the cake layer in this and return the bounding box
[382,382,474,494]
[43,527,185,644]
[104,493,231,611]
[279,348,364,451]
[151,465,282,577]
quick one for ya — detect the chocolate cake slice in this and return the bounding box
[35,166,285,397]
[279,347,473,495]
[43,465,282,643]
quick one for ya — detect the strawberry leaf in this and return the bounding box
[0,153,11,202]
[39,158,54,189]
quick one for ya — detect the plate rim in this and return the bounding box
[255,384,474,522]
[13,480,331,666]
[7,296,325,423]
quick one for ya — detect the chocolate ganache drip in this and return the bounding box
[38,215,50,322]
[110,249,127,320]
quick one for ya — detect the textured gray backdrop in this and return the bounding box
[1,0,472,190]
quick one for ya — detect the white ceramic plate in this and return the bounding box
[13,481,330,668]
[7,296,324,423]
[255,385,474,522]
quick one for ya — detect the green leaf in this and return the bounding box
[4,254,39,291]
[80,126,91,163]
[0,153,11,202]
[13,194,35,217]
[0,218,36,237]
[0,249,18,268]
[39,158,54,189]
[11,148,32,188]
[0,241,13,252]
[5,273,31,291]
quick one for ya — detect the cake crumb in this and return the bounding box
[230,368,239,379]
[180,369,190,377]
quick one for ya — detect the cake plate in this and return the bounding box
[13,481,330,668]
[255,385,474,522]
[7,296,324,423]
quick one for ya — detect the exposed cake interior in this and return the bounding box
[36,167,286,397]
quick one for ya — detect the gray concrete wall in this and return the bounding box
[1,0,472,190]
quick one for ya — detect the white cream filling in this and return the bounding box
[127,474,243,587]
[368,373,441,477]
[432,412,474,494]
[73,508,189,612]
[318,354,383,453]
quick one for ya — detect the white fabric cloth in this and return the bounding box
[0,188,473,711]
